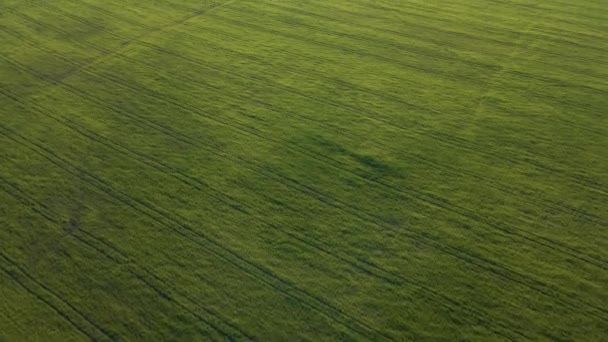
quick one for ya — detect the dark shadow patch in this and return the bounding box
[305,134,395,180]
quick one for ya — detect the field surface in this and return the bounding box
[1,0,607,340]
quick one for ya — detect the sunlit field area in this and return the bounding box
[1,0,607,340]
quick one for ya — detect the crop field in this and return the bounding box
[1,0,607,340]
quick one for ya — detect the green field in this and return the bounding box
[1,0,607,340]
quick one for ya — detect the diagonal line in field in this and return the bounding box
[464,20,540,135]
[56,0,237,82]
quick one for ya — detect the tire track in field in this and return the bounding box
[277,0,608,68]
[11,6,606,197]
[317,0,608,67]
[3,22,605,230]
[0,178,58,225]
[136,15,608,159]
[199,9,608,117]
[2,7,604,310]
[191,22,607,136]
[150,24,606,163]
[62,0,232,31]
[0,87,532,341]
[0,265,97,341]
[0,85,513,340]
[5,0,608,336]
[3,56,607,326]
[465,17,539,153]
[176,0,508,76]
[111,39,608,232]
[320,3,607,68]
[17,0,236,83]
[375,0,608,32]
[114,35,608,196]
[360,0,607,64]
[11,5,471,88]
[4,171,432,340]
[139,1,606,124]
[253,1,608,95]
[5,41,608,290]
[71,232,252,341]
[536,0,608,16]
[384,0,608,43]
[98,0,608,94]
[203,7,608,99]
[0,176,254,341]
[204,12,495,85]
[0,249,116,341]
[4,27,608,273]
[0,124,390,341]
[37,0,608,110]
[26,46,608,274]
[6,6,606,175]
[0,127,382,341]
[0,100,568,341]
[487,0,608,28]
[224,2,608,96]
[0,181,248,342]
[139,36,608,194]
[62,0,156,30]
[366,0,608,52]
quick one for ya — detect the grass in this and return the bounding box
[0,0,607,340]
